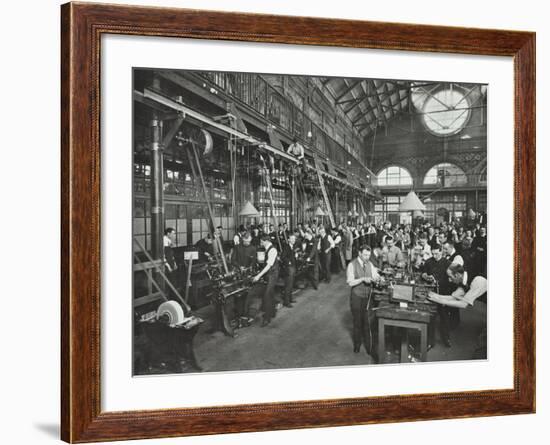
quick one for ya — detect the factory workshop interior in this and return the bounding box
[132,69,488,375]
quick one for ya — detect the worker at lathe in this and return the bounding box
[252,234,280,327]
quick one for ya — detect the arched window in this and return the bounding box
[377,166,413,186]
[424,163,468,187]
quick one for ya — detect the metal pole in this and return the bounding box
[335,190,339,226]
[150,111,164,261]
[291,175,296,228]
[190,141,230,274]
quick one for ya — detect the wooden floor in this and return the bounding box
[191,271,487,373]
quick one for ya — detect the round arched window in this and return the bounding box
[422,88,470,136]
[424,163,467,187]
[377,166,413,187]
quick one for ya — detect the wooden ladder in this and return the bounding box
[313,154,336,228]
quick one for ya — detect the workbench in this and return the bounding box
[138,320,202,373]
[371,278,437,363]
[376,305,432,363]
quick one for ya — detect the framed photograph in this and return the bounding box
[61,2,535,442]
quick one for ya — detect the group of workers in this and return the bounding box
[345,219,487,358]
[163,216,487,358]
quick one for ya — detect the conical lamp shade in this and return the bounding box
[399,191,426,212]
[239,200,260,217]
[314,206,326,216]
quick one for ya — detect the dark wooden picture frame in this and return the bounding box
[61,2,535,442]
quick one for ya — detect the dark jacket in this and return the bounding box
[303,237,319,262]
[231,244,257,268]
[281,242,298,269]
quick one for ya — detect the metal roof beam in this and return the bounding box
[334,79,364,103]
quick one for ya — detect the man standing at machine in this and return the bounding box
[318,226,334,283]
[231,232,257,326]
[302,229,319,290]
[381,236,405,268]
[346,245,380,355]
[163,227,179,299]
[252,234,280,327]
[422,245,452,347]
[281,233,299,308]
[428,263,488,358]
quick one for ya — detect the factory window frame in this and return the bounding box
[421,87,471,136]
[372,195,406,225]
[423,163,468,187]
[423,192,468,224]
[164,203,188,247]
[133,198,151,250]
[257,169,291,227]
[377,166,413,186]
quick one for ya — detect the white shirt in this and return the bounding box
[287,142,304,159]
[346,257,380,286]
[265,243,278,267]
[447,248,464,266]
[452,272,488,306]
[163,235,172,247]
[420,243,432,260]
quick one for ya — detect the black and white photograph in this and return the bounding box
[132,68,488,375]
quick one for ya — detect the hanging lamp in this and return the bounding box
[399,190,426,212]
[239,145,260,218]
[314,206,326,216]
[239,200,260,217]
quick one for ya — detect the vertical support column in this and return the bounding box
[291,176,297,228]
[150,110,164,260]
[335,191,339,226]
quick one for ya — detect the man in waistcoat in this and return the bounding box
[252,234,280,327]
[428,263,487,308]
[428,263,488,358]
[346,245,380,355]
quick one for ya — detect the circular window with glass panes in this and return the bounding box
[411,84,471,136]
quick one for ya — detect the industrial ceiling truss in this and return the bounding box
[322,78,487,137]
